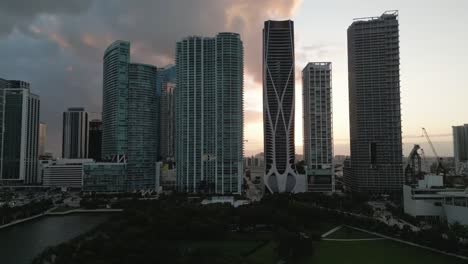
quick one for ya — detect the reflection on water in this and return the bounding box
[0,214,109,264]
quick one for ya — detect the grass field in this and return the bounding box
[244,227,466,264]
[312,240,466,264]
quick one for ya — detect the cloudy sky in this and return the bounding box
[0,0,467,157]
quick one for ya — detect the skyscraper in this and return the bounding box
[302,62,334,192]
[99,40,159,191]
[88,119,102,161]
[0,79,40,184]
[263,20,302,193]
[127,63,158,190]
[176,33,244,194]
[102,40,130,162]
[452,124,468,174]
[345,11,403,193]
[62,107,89,159]
[158,65,176,161]
[39,122,47,156]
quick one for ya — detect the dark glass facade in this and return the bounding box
[345,11,403,193]
[88,119,102,161]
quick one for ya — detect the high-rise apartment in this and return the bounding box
[88,119,102,161]
[158,65,176,161]
[263,20,302,193]
[176,33,244,194]
[127,63,158,190]
[302,62,334,192]
[99,40,159,191]
[102,40,130,162]
[62,107,88,159]
[345,11,403,193]
[0,79,40,184]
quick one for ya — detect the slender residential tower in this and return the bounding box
[102,40,130,162]
[176,33,244,194]
[302,62,334,192]
[0,79,40,184]
[127,63,158,190]
[158,65,176,161]
[345,11,403,193]
[263,20,302,193]
[62,107,89,159]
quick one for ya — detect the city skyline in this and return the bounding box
[0,0,466,157]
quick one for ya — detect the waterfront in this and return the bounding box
[0,214,109,264]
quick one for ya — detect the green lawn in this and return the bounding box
[311,240,466,264]
[246,238,466,264]
[325,226,380,239]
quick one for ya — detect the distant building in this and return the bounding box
[452,124,468,174]
[82,162,126,192]
[62,107,89,159]
[302,62,334,192]
[88,119,102,161]
[0,79,40,185]
[345,11,403,193]
[39,122,47,156]
[42,159,94,189]
[263,20,303,193]
[158,65,176,161]
[176,33,244,194]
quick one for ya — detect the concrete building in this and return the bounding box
[62,107,89,159]
[302,62,334,192]
[403,175,468,225]
[0,79,40,184]
[345,11,403,194]
[176,33,244,194]
[42,159,94,188]
[39,122,47,156]
[88,119,102,161]
[452,124,468,175]
[263,20,303,193]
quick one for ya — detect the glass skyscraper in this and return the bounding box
[0,79,40,184]
[175,33,243,194]
[62,107,89,159]
[263,20,301,193]
[158,65,176,161]
[102,40,130,162]
[127,63,158,190]
[98,40,159,191]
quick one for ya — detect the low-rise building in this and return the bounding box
[42,159,94,189]
[403,175,468,225]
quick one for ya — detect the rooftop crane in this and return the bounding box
[421,128,447,180]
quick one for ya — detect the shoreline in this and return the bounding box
[0,208,123,230]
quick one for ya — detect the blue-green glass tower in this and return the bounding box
[127,63,158,190]
[102,40,130,162]
[100,40,159,191]
[175,33,244,194]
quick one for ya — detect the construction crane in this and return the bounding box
[421,128,447,179]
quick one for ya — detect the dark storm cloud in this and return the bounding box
[0,0,302,156]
